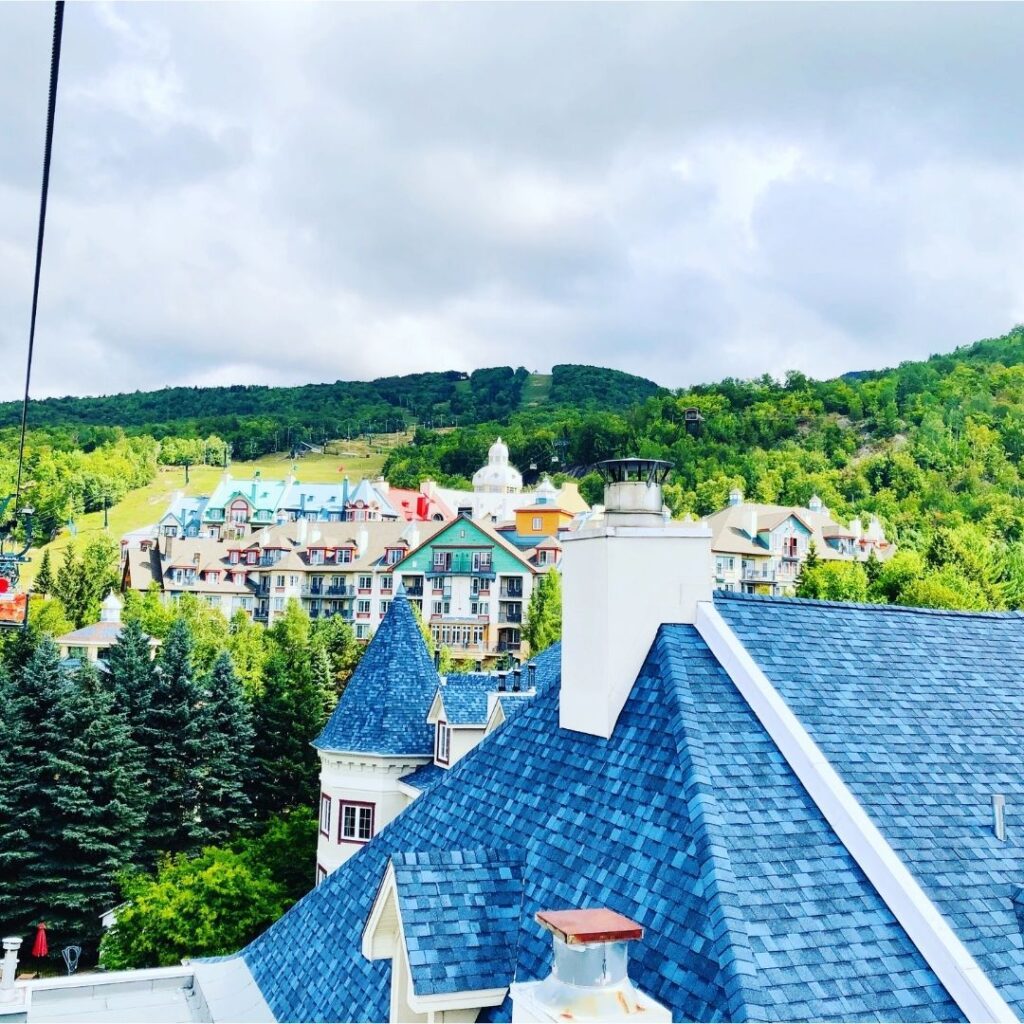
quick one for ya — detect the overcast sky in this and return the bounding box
[3,2,1024,400]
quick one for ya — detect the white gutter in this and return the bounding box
[695,601,1017,1024]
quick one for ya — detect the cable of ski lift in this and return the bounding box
[0,1,65,629]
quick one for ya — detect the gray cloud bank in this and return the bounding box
[2,2,1023,400]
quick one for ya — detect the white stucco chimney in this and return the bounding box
[297,518,309,546]
[559,459,712,739]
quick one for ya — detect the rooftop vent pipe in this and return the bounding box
[994,793,1007,841]
[510,909,670,1022]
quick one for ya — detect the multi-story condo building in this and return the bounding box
[706,488,893,595]
[122,519,444,633]
[393,515,537,656]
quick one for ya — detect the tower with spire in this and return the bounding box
[312,588,440,879]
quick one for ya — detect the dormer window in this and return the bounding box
[229,550,240,564]
[309,549,324,565]
[385,548,402,565]
[337,547,353,564]
[435,720,451,765]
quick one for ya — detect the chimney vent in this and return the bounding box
[596,459,672,528]
[510,909,670,1022]
[728,487,743,506]
[497,671,508,692]
[994,793,1007,841]
[512,667,521,692]
[527,661,537,689]
[433,648,441,671]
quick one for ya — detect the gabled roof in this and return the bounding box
[716,591,1024,1017]
[240,637,956,1022]
[313,591,440,756]
[389,847,525,995]
[433,674,495,726]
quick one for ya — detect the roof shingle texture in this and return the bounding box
[313,591,440,755]
[716,591,1024,1019]
[391,847,525,995]
[242,632,958,1022]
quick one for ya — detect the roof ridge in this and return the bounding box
[653,628,766,1022]
[713,590,1024,620]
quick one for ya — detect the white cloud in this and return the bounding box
[3,3,1024,400]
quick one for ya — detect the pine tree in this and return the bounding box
[105,617,157,827]
[0,643,73,937]
[30,660,145,946]
[251,649,324,820]
[34,548,54,597]
[53,545,89,627]
[145,617,208,858]
[197,651,255,844]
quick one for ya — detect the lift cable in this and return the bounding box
[14,0,64,510]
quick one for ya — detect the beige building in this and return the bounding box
[706,488,893,596]
[122,519,444,635]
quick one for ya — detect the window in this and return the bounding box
[715,556,735,575]
[272,597,284,611]
[358,575,372,591]
[356,624,369,640]
[379,600,391,616]
[533,516,542,530]
[339,802,374,844]
[435,721,451,765]
[240,597,253,610]
[357,600,371,614]
[433,551,452,571]
[276,574,285,588]
[337,547,353,563]
[289,575,300,587]
[319,793,332,836]
[472,551,492,571]
[316,864,328,885]
[432,601,443,616]
[385,548,402,565]
[379,575,393,592]
[309,549,324,565]
[229,550,240,564]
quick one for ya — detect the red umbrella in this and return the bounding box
[32,922,48,958]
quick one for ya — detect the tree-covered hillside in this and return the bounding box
[385,326,1024,611]
[0,364,659,460]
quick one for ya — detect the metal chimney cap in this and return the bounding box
[536,908,643,945]
[595,459,673,485]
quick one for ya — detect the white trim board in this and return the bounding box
[695,601,1017,1024]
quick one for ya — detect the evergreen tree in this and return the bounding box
[198,650,255,844]
[227,609,266,697]
[34,548,54,596]
[864,548,882,588]
[53,544,89,627]
[31,660,145,946]
[105,617,157,824]
[524,570,562,655]
[794,541,821,593]
[0,639,139,946]
[251,649,324,819]
[145,617,208,858]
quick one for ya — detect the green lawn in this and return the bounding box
[21,433,412,586]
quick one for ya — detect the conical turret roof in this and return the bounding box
[313,590,439,755]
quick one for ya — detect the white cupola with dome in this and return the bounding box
[471,437,523,495]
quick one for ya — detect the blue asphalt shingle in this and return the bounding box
[391,847,525,995]
[716,591,1024,1020]
[241,631,959,1022]
[313,590,439,755]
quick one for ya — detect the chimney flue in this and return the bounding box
[596,458,672,529]
[527,661,537,689]
[512,667,521,692]
[510,909,670,1022]
[497,671,508,692]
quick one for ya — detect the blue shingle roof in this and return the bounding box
[391,847,525,996]
[436,674,494,725]
[715,590,1024,1020]
[313,591,439,755]
[242,635,957,1022]
[399,762,447,794]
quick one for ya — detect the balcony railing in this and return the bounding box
[741,564,776,582]
[302,584,356,598]
[498,614,522,625]
[499,583,523,599]
[497,641,522,653]
[425,552,495,578]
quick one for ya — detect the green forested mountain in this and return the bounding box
[0,364,660,459]
[385,326,1024,611]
